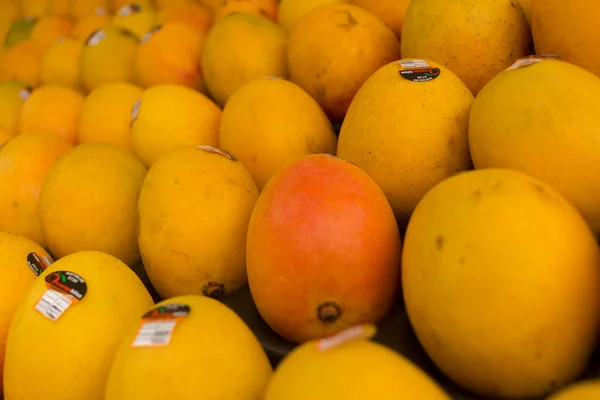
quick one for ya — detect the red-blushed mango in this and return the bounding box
[532,0,600,77]
[401,0,532,95]
[0,131,72,247]
[247,154,402,344]
[287,3,400,122]
[349,0,411,40]
[216,0,278,22]
[134,23,205,90]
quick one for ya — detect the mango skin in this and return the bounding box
[337,59,474,226]
[219,77,337,190]
[402,168,600,399]
[4,251,153,400]
[532,0,600,77]
[468,59,600,234]
[105,295,272,400]
[138,146,259,300]
[247,154,402,344]
[287,2,400,122]
[401,0,533,95]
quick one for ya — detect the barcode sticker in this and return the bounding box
[399,60,431,69]
[35,289,73,321]
[34,271,87,321]
[133,320,178,347]
[132,303,191,348]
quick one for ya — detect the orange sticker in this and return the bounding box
[506,54,559,71]
[34,271,87,321]
[316,324,378,352]
[132,303,190,347]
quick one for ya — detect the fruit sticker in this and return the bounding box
[130,100,141,124]
[141,25,162,44]
[94,8,108,16]
[118,4,142,17]
[86,29,106,47]
[34,271,88,321]
[26,252,54,277]
[18,88,30,101]
[132,303,191,347]
[197,146,238,162]
[316,324,378,352]
[398,60,441,82]
[506,54,559,71]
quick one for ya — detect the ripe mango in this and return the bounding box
[247,154,401,344]
[287,3,400,122]
[130,84,221,166]
[338,59,473,225]
[0,232,51,394]
[134,22,205,90]
[40,37,83,90]
[265,325,450,400]
[105,295,272,400]
[548,380,600,400]
[402,168,600,398]
[39,143,147,266]
[532,0,600,77]
[219,77,337,190]
[202,13,287,106]
[0,81,29,134]
[468,58,600,234]
[0,131,72,246]
[277,0,340,31]
[401,0,532,95]
[112,3,156,40]
[80,26,139,91]
[349,0,411,40]
[138,146,258,299]
[4,251,153,400]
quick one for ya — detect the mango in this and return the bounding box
[247,154,401,344]
[202,12,287,106]
[138,146,258,299]
[78,81,142,151]
[112,3,156,40]
[3,39,45,87]
[0,81,29,134]
[80,26,139,91]
[134,22,205,90]
[402,168,600,398]
[401,0,532,95]
[19,84,84,144]
[468,58,600,234]
[216,0,278,22]
[265,325,450,400]
[72,9,110,40]
[277,0,340,31]
[156,3,212,35]
[220,77,337,190]
[29,15,73,47]
[350,0,410,40]
[287,3,400,122]
[547,380,600,400]
[130,84,221,166]
[532,0,600,77]
[337,59,473,226]
[0,130,72,246]
[40,37,83,90]
[4,251,153,400]
[0,232,52,394]
[70,0,109,20]
[105,295,272,400]
[39,143,147,266]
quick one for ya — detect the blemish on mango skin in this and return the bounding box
[435,235,444,250]
[332,10,358,30]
